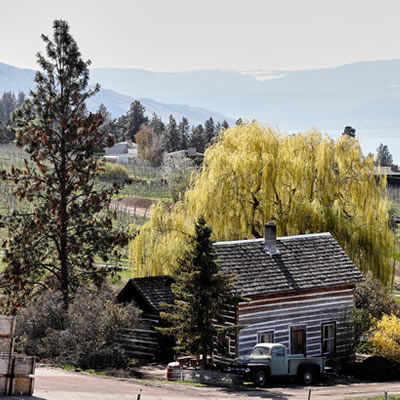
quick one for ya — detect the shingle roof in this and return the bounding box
[117,275,174,314]
[214,232,364,297]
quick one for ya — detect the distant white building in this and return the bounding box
[104,141,138,165]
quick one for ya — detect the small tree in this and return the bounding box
[135,125,163,166]
[376,143,393,166]
[1,20,127,311]
[159,218,243,368]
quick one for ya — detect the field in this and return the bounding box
[0,144,172,290]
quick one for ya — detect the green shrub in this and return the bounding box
[100,162,129,181]
[15,286,138,370]
[353,273,399,350]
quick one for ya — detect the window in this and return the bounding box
[251,346,270,356]
[258,331,274,343]
[322,322,336,354]
[274,346,285,357]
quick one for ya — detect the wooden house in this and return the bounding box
[212,223,364,364]
[118,223,364,364]
[117,276,174,360]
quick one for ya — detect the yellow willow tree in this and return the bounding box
[130,122,395,285]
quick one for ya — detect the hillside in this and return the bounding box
[0,62,232,126]
[91,60,400,130]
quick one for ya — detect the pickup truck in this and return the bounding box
[229,343,325,386]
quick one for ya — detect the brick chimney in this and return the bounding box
[264,222,279,256]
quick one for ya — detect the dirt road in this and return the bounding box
[8,367,399,400]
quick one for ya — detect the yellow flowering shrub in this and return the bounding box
[369,314,400,362]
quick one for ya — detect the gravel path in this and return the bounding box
[3,366,398,400]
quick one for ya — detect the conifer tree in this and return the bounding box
[159,217,242,368]
[164,115,180,152]
[121,100,148,142]
[204,117,216,147]
[150,113,165,137]
[1,20,127,311]
[190,124,205,153]
[376,143,393,167]
[178,116,190,150]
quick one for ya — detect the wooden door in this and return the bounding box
[291,327,306,355]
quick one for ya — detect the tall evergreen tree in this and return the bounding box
[203,117,216,147]
[1,20,127,311]
[190,124,205,153]
[121,100,148,142]
[178,116,190,150]
[150,113,165,137]
[159,217,242,368]
[376,143,393,167]
[164,115,180,152]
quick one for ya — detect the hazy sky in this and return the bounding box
[2,0,400,72]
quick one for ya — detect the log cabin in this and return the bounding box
[118,223,364,364]
[212,222,364,365]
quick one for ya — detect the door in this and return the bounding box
[291,327,306,355]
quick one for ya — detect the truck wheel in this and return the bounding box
[300,368,314,385]
[255,370,268,387]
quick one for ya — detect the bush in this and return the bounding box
[100,162,130,181]
[368,314,400,362]
[15,287,138,370]
[354,274,399,349]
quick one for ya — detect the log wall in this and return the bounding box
[236,285,355,358]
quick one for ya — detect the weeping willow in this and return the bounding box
[130,122,395,286]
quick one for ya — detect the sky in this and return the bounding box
[1,0,400,72]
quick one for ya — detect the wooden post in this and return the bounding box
[308,388,312,400]
[384,391,388,400]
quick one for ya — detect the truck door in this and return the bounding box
[291,327,306,355]
[270,345,286,376]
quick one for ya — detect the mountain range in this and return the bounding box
[1,59,400,130]
[0,63,232,126]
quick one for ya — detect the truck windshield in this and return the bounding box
[251,347,270,356]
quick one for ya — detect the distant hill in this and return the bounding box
[3,60,400,130]
[91,60,400,130]
[0,62,233,126]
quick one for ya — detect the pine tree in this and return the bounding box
[159,217,242,368]
[1,20,127,311]
[203,117,216,147]
[150,113,165,137]
[376,143,393,167]
[190,124,205,153]
[178,116,190,150]
[121,100,148,142]
[164,115,180,152]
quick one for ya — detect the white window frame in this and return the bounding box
[257,331,274,344]
[321,322,336,354]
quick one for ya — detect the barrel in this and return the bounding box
[166,361,181,381]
